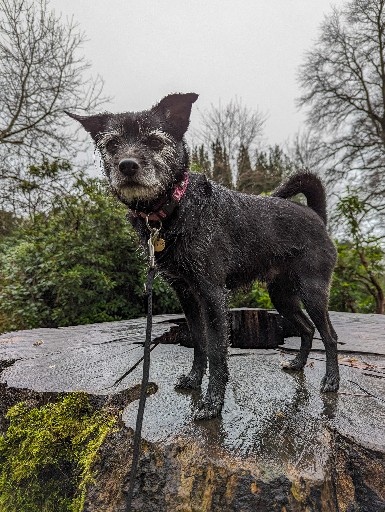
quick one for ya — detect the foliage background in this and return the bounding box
[1,0,385,335]
[0,173,181,333]
[1,155,384,335]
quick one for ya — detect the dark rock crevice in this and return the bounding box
[332,430,385,512]
[0,359,17,374]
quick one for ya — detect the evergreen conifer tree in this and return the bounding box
[236,144,253,193]
[252,145,293,195]
[211,139,232,188]
[190,144,211,176]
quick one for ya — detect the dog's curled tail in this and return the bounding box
[271,172,327,224]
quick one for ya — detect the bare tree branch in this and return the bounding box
[195,97,266,182]
[0,0,109,162]
[298,0,385,193]
[0,0,110,215]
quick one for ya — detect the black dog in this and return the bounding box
[66,93,339,420]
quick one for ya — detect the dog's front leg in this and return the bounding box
[172,281,207,389]
[193,283,229,421]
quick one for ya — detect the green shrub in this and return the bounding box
[329,240,383,313]
[0,178,180,333]
[230,281,273,309]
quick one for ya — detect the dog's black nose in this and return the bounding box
[119,159,139,176]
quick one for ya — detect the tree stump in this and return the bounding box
[158,308,286,348]
[229,307,284,348]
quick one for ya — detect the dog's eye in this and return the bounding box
[147,136,163,150]
[105,139,119,154]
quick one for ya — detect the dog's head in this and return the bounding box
[66,93,198,205]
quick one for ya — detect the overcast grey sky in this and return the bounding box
[52,0,345,149]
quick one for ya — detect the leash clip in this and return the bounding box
[148,236,156,268]
[146,216,165,267]
[146,215,162,268]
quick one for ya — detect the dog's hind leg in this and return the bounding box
[173,282,207,390]
[268,280,315,370]
[192,281,229,420]
[300,279,340,392]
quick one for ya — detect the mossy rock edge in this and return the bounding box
[0,382,157,512]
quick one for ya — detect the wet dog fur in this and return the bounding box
[66,93,340,420]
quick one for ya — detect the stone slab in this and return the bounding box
[1,311,385,510]
[1,312,385,454]
[285,310,385,356]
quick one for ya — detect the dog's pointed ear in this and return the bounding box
[64,111,108,138]
[153,93,198,138]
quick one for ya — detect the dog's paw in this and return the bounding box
[320,373,340,392]
[280,358,305,371]
[175,373,201,390]
[193,400,223,421]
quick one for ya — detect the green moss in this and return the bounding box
[0,393,116,512]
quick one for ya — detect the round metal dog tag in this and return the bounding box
[154,238,166,252]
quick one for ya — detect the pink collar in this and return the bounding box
[133,172,189,222]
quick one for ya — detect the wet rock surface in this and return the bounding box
[1,311,385,511]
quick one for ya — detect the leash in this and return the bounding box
[125,218,162,512]
[125,266,156,511]
[112,206,171,509]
